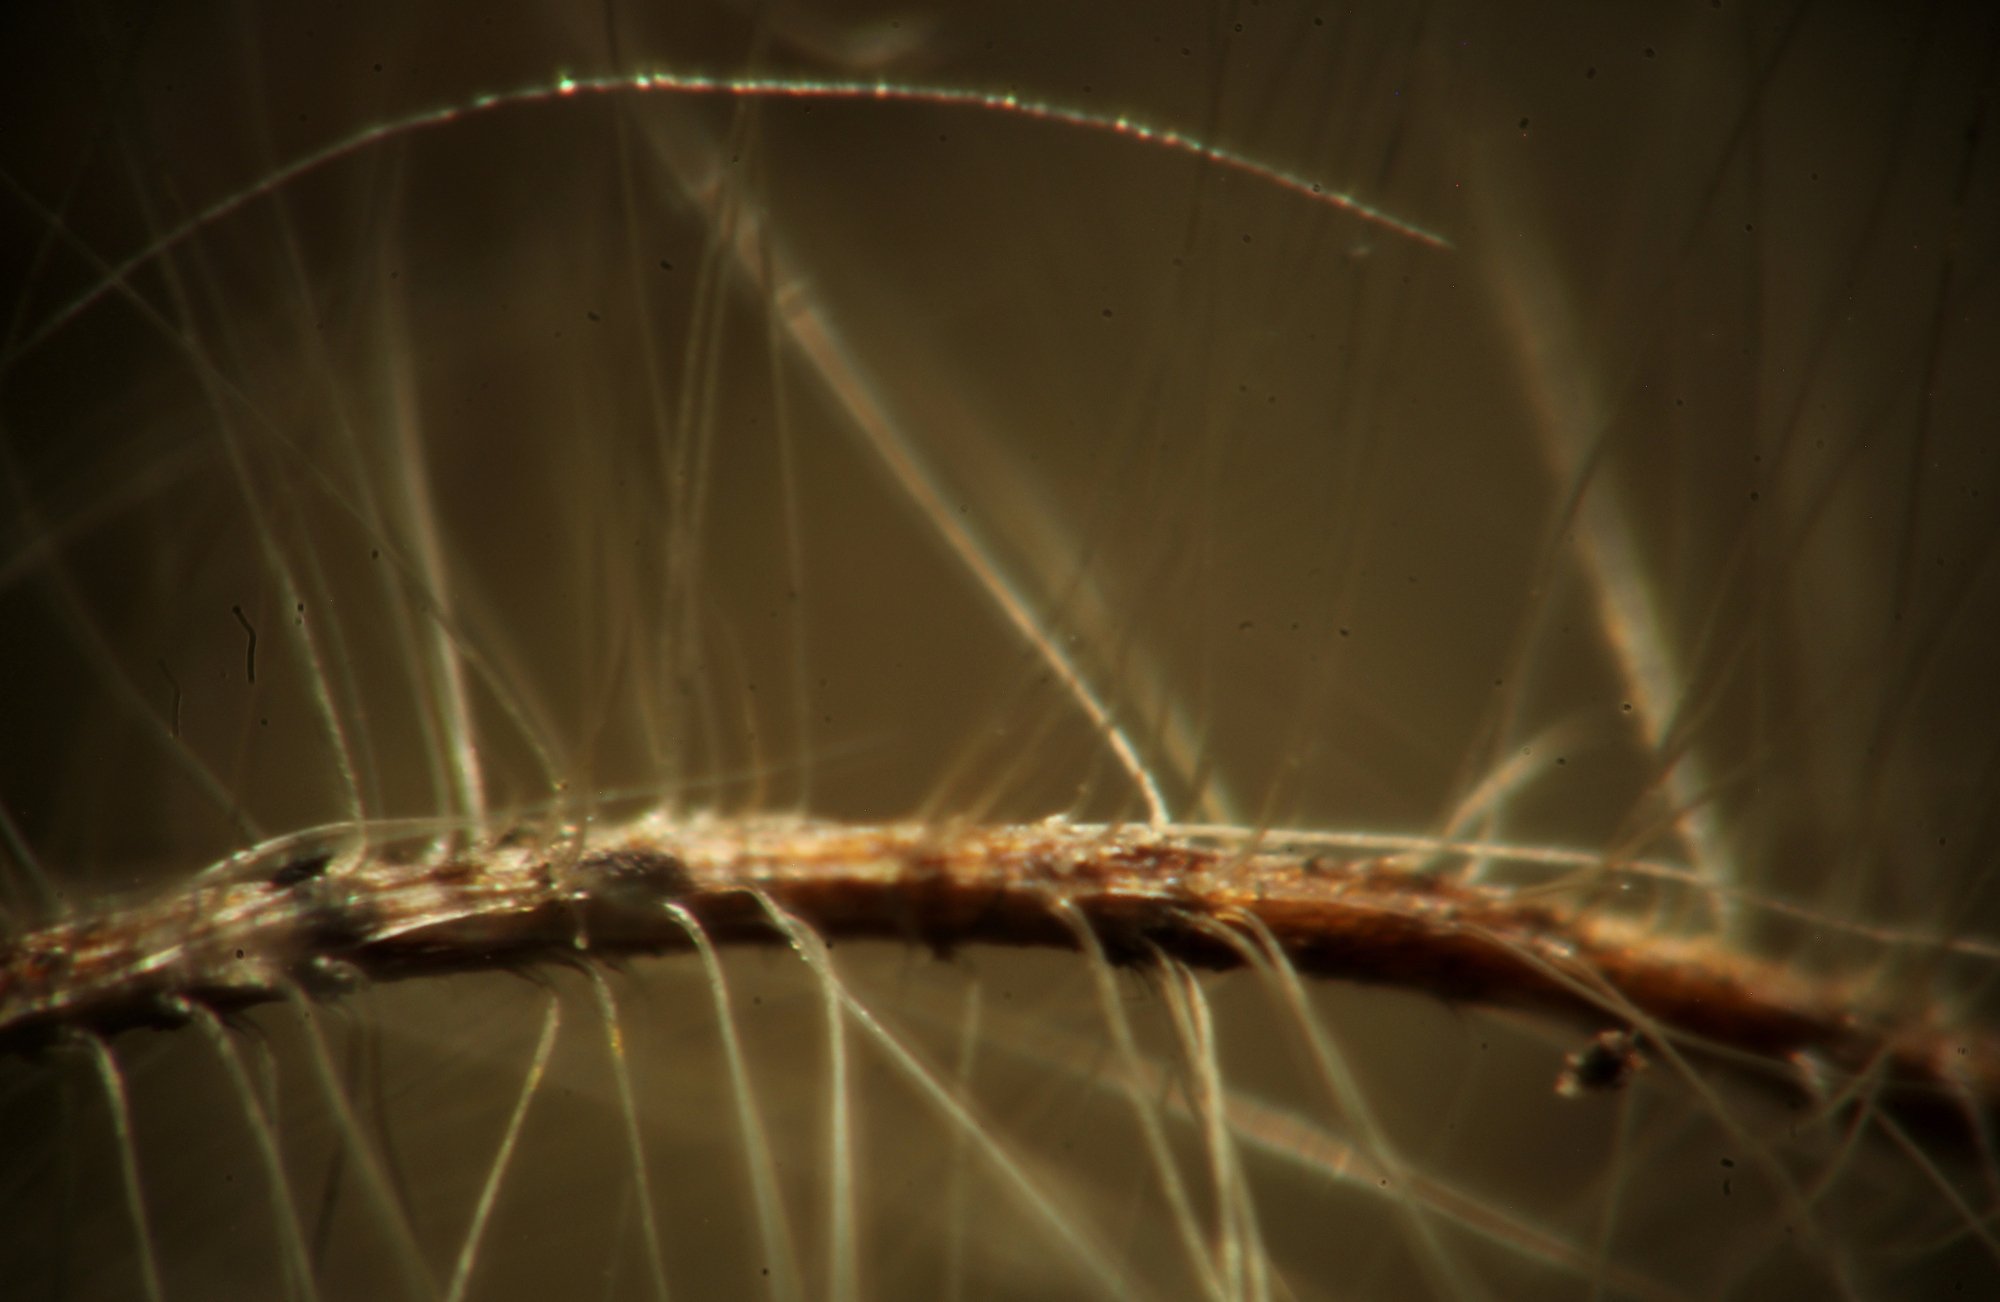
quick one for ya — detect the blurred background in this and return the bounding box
[2,1,1997,1297]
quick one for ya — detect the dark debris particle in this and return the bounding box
[270,852,333,889]
[309,892,377,947]
[577,848,696,903]
[293,956,366,998]
[1555,1028,1647,1097]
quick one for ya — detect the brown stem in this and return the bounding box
[4,816,1992,1142]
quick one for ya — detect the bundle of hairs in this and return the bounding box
[3,2,1996,1299]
